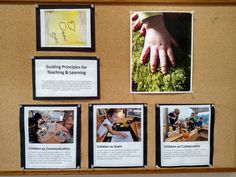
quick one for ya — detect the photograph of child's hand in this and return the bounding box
[132,13,177,74]
[131,11,192,93]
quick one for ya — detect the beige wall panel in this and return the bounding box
[0,4,235,172]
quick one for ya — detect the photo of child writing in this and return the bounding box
[28,110,74,144]
[131,11,193,93]
[96,108,142,143]
[90,104,146,167]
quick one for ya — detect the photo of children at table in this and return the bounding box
[28,110,74,143]
[163,107,209,142]
[96,108,142,142]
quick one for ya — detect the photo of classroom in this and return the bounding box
[96,108,142,142]
[162,106,209,142]
[28,110,74,144]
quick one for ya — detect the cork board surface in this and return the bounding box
[0,4,235,171]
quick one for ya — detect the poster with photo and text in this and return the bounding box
[20,105,80,169]
[156,104,214,167]
[89,104,147,168]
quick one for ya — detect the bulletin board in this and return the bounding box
[0,0,236,175]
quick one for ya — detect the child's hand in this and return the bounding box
[132,13,146,35]
[142,15,177,74]
[132,14,177,74]
[120,132,128,138]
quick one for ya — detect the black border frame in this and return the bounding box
[88,103,147,168]
[32,56,100,100]
[19,104,81,169]
[36,4,95,51]
[155,104,215,168]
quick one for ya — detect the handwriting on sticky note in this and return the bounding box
[44,10,87,46]
[67,21,76,31]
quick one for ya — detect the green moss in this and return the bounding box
[132,32,191,92]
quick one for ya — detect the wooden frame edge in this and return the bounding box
[0,167,236,175]
[1,0,236,4]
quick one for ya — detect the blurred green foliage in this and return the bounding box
[132,32,191,92]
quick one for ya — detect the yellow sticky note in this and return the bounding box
[44,10,88,46]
